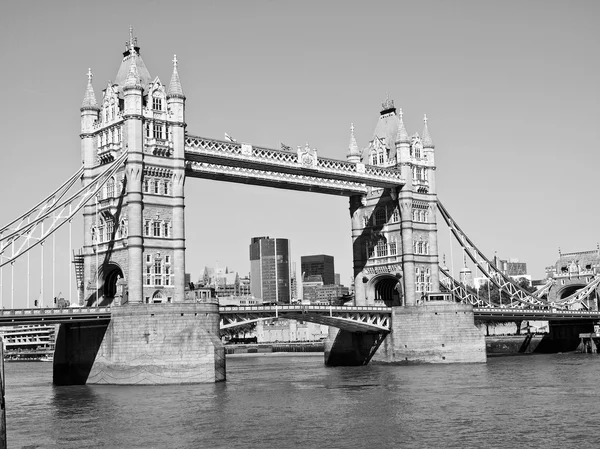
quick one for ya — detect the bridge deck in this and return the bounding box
[0,305,598,328]
[0,307,111,326]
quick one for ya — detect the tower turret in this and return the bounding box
[80,69,99,166]
[167,54,187,302]
[346,123,361,163]
[421,114,436,194]
[395,108,411,175]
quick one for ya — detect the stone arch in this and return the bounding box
[152,290,165,304]
[99,262,124,306]
[556,283,587,300]
[366,273,403,307]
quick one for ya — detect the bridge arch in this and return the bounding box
[556,283,587,300]
[366,273,403,307]
[99,262,124,306]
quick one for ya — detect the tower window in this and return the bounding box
[153,123,164,139]
[376,238,387,257]
[152,97,163,111]
[163,222,170,237]
[153,222,161,237]
[154,180,160,194]
[107,178,115,198]
[375,208,387,226]
[144,220,151,236]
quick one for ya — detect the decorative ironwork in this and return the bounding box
[437,200,600,310]
[187,161,370,195]
[439,265,491,306]
[185,135,405,189]
[219,304,392,333]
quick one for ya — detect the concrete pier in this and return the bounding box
[372,301,486,364]
[324,301,486,366]
[371,301,486,364]
[54,302,225,385]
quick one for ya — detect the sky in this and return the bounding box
[0,0,599,306]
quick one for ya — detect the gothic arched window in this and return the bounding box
[375,208,387,226]
[107,177,115,198]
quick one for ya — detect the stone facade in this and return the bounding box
[545,248,600,304]
[348,100,439,307]
[79,31,186,307]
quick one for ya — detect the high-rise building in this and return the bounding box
[249,237,291,303]
[301,254,335,285]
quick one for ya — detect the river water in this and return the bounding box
[6,353,600,449]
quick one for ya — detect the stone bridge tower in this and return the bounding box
[79,30,186,306]
[349,98,439,307]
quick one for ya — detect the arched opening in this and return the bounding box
[558,284,586,300]
[152,290,165,304]
[370,274,403,307]
[100,263,124,306]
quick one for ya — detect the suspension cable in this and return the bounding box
[0,166,84,235]
[0,152,127,268]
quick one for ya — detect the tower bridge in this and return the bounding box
[1,29,599,385]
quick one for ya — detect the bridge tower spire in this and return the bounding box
[167,54,187,302]
[346,123,361,163]
[80,69,100,305]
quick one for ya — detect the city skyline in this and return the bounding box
[1,1,599,307]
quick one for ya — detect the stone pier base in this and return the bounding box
[53,302,225,385]
[371,301,486,364]
[324,328,387,366]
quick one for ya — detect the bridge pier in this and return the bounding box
[325,301,485,366]
[371,302,485,364]
[53,302,225,385]
[324,328,387,366]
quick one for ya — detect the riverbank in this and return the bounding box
[224,342,324,355]
[226,335,569,356]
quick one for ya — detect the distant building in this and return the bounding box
[196,266,250,298]
[334,273,341,286]
[314,284,350,304]
[301,254,335,285]
[495,257,527,277]
[290,262,298,301]
[302,275,324,303]
[249,236,291,304]
[0,325,57,360]
[256,319,329,342]
[473,256,530,290]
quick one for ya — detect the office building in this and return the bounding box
[301,254,335,286]
[249,236,291,303]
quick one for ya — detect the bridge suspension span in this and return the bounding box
[437,200,599,310]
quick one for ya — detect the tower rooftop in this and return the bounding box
[113,27,152,92]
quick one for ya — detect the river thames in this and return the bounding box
[6,353,600,448]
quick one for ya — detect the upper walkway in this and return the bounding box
[185,135,405,196]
